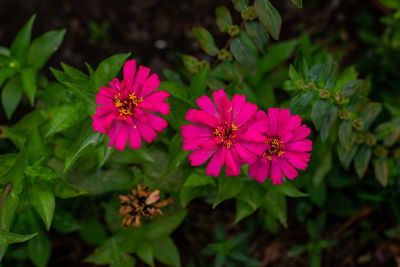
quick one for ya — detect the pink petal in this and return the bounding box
[109,78,122,91]
[225,148,240,176]
[285,139,312,152]
[92,115,106,133]
[185,109,217,128]
[146,113,168,132]
[107,123,121,147]
[129,127,141,149]
[280,114,302,136]
[206,146,224,177]
[277,109,292,137]
[133,66,150,95]
[183,136,214,151]
[137,121,157,143]
[104,113,117,130]
[285,151,310,170]
[280,160,298,180]
[212,89,231,118]
[292,125,311,142]
[181,125,213,139]
[240,130,266,143]
[270,161,283,185]
[141,73,160,97]
[123,60,136,85]
[266,108,279,137]
[234,102,257,127]
[231,94,245,123]
[144,91,170,103]
[197,95,220,121]
[189,148,216,166]
[233,143,258,164]
[249,158,270,183]
[115,123,129,151]
[238,140,267,156]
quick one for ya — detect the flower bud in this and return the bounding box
[355,133,365,144]
[374,145,388,157]
[364,133,376,147]
[319,89,330,99]
[334,91,345,104]
[218,48,233,61]
[352,118,365,131]
[339,109,350,120]
[241,6,257,21]
[228,25,240,37]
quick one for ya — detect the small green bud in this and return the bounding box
[334,91,345,104]
[318,89,330,99]
[339,109,350,120]
[374,145,388,158]
[228,25,240,37]
[294,80,306,90]
[193,60,209,73]
[364,133,376,146]
[241,6,257,21]
[9,60,17,68]
[217,48,233,61]
[355,133,365,144]
[352,117,365,131]
[308,82,316,90]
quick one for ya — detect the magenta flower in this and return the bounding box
[92,60,170,151]
[182,89,267,177]
[248,108,312,185]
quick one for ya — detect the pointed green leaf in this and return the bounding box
[311,99,330,130]
[0,66,15,88]
[180,54,199,75]
[374,157,388,187]
[153,236,181,267]
[263,190,287,227]
[235,199,254,223]
[159,81,189,104]
[359,103,382,133]
[289,91,314,115]
[216,6,232,32]
[192,27,219,56]
[0,228,36,244]
[28,183,55,230]
[232,0,249,11]
[340,79,364,98]
[27,232,51,267]
[245,21,269,53]
[320,104,338,141]
[44,103,85,138]
[137,241,155,267]
[189,67,208,100]
[92,53,131,91]
[10,15,36,63]
[145,210,187,240]
[254,0,282,40]
[230,36,256,75]
[338,120,352,150]
[214,175,244,208]
[354,145,372,178]
[337,141,358,169]
[290,0,302,8]
[20,67,37,106]
[1,75,23,120]
[27,29,65,70]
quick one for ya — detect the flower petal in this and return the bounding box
[206,146,224,177]
[189,148,216,166]
[129,127,141,149]
[141,73,160,97]
[115,123,129,151]
[123,60,136,85]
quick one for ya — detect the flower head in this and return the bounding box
[92,60,170,151]
[119,184,172,227]
[249,108,312,185]
[182,89,267,177]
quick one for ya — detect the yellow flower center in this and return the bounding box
[214,122,239,149]
[114,92,143,120]
[263,137,285,160]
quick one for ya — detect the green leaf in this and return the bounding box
[52,211,80,233]
[64,130,104,174]
[359,103,382,133]
[213,175,244,208]
[0,66,15,88]
[92,53,131,91]
[1,75,23,120]
[274,182,308,198]
[192,27,219,56]
[167,133,190,174]
[180,171,216,206]
[85,238,114,264]
[263,190,287,227]
[153,236,181,267]
[27,29,65,70]
[159,81,189,104]
[166,96,193,130]
[216,6,232,33]
[110,238,135,267]
[97,139,114,168]
[44,103,85,138]
[311,100,330,130]
[137,241,155,267]
[20,67,37,106]
[320,104,338,141]
[0,154,17,178]
[338,120,352,150]
[28,183,55,230]
[354,145,372,178]
[10,15,36,64]
[145,210,187,240]
[374,157,388,187]
[49,177,88,199]
[232,0,248,11]
[237,181,265,211]
[189,67,208,101]
[0,190,20,258]
[340,79,364,98]
[257,40,297,74]
[0,228,36,244]
[230,36,256,75]
[289,91,314,115]
[79,218,108,245]
[180,54,199,75]
[290,0,302,8]
[27,232,51,267]
[337,142,358,170]
[245,21,269,53]
[235,199,254,223]
[254,0,282,40]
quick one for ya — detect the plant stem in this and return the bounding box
[0,182,12,210]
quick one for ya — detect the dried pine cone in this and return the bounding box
[119,184,172,227]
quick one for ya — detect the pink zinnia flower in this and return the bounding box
[248,108,312,185]
[182,89,267,177]
[92,60,169,151]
